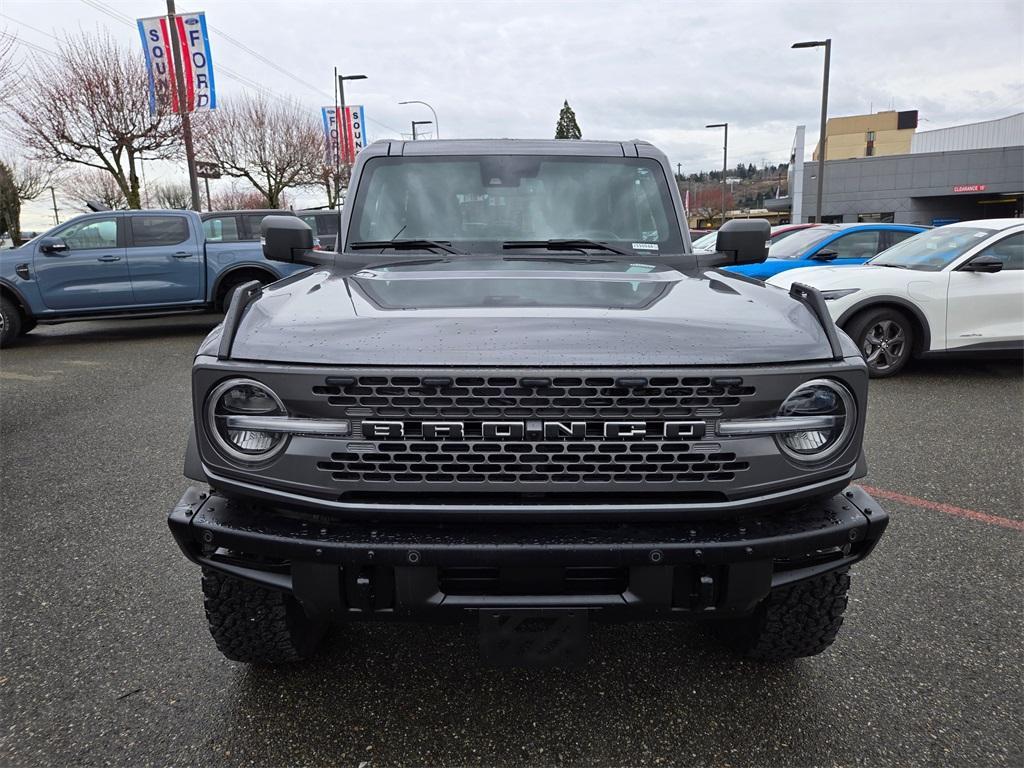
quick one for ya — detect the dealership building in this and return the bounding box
[768,112,1024,225]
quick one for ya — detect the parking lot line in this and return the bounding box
[862,484,1024,532]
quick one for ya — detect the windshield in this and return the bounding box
[767,226,836,259]
[871,226,995,271]
[346,155,684,254]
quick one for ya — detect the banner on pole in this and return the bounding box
[321,106,340,165]
[343,105,368,160]
[138,12,217,115]
[321,106,369,164]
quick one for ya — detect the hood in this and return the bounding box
[767,264,887,290]
[221,257,835,366]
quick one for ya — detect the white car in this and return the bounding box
[767,219,1024,377]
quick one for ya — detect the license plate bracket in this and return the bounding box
[478,609,589,667]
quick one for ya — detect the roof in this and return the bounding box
[911,113,1024,154]
[366,138,656,157]
[942,218,1024,231]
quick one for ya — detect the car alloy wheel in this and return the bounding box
[861,319,907,373]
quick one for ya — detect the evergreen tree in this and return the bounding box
[554,100,582,139]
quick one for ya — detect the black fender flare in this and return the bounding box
[0,278,34,319]
[211,264,279,304]
[183,422,206,482]
[836,295,932,353]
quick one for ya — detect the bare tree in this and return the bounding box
[198,94,321,208]
[11,31,181,209]
[153,182,192,209]
[0,29,19,108]
[209,181,290,211]
[0,157,55,244]
[64,169,129,211]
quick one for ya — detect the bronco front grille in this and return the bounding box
[317,441,749,484]
[313,374,757,419]
[310,372,757,487]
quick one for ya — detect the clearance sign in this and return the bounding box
[137,12,217,115]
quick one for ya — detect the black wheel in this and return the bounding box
[727,570,851,662]
[0,296,24,347]
[201,568,326,664]
[846,307,914,378]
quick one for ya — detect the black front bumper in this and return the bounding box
[168,485,888,622]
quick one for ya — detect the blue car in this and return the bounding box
[725,223,928,280]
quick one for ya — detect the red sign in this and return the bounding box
[953,184,987,193]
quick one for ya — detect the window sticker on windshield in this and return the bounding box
[632,242,658,251]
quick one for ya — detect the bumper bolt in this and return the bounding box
[201,531,213,544]
[407,550,421,564]
[315,548,323,558]
[694,549,703,560]
[845,491,854,498]
[649,549,663,563]
[745,546,754,556]
[849,530,858,541]
[864,507,873,516]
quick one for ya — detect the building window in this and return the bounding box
[857,213,895,223]
[866,131,875,141]
[865,143,874,156]
[821,215,844,224]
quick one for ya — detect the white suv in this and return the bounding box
[767,219,1024,377]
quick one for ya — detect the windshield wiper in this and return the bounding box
[503,239,633,257]
[349,239,464,255]
[873,262,909,269]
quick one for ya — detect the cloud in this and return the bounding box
[8,0,1023,227]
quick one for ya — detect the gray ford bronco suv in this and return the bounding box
[169,139,888,666]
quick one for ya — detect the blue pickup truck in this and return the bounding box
[0,209,308,346]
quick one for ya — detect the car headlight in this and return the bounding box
[821,288,860,301]
[205,378,288,463]
[776,379,856,464]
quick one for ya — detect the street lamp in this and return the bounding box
[333,70,367,242]
[411,120,433,140]
[792,39,831,223]
[399,100,439,138]
[706,122,728,226]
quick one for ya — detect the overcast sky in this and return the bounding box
[5,0,1023,229]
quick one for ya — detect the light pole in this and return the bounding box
[793,39,831,223]
[399,100,439,138]
[706,122,728,226]
[411,120,432,140]
[334,70,367,239]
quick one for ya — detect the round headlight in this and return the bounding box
[776,379,856,464]
[205,378,288,463]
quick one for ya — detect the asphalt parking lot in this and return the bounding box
[1,316,1021,768]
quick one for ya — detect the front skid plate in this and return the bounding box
[479,610,588,667]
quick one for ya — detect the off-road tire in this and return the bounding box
[845,307,914,378]
[0,296,24,347]
[730,569,851,662]
[201,567,325,664]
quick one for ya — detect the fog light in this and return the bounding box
[776,379,855,464]
[205,378,288,463]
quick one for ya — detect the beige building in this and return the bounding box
[813,109,919,161]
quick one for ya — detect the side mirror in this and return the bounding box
[711,219,771,265]
[261,215,317,265]
[39,237,69,255]
[809,248,839,261]
[961,254,1003,273]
